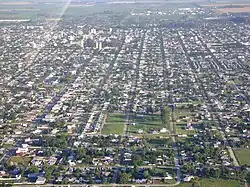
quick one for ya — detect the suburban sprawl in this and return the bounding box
[0,0,250,186]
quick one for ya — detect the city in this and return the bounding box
[0,0,250,186]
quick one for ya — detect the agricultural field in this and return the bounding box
[102,113,125,135]
[199,3,250,7]
[216,7,250,13]
[198,2,250,13]
[0,1,199,20]
[0,2,65,19]
[233,148,250,166]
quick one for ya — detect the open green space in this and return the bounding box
[102,113,125,135]
[7,156,32,166]
[135,133,169,139]
[128,114,165,134]
[177,178,242,187]
[175,123,196,135]
[148,138,170,145]
[173,104,200,135]
[0,3,63,19]
[174,107,195,123]
[0,1,198,20]
[234,148,250,166]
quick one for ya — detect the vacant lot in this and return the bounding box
[234,148,250,166]
[8,156,32,166]
[102,113,125,135]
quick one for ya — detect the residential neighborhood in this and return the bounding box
[0,0,250,186]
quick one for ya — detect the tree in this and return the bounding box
[192,179,201,187]
[240,169,248,181]
[162,106,171,131]
[19,167,24,177]
[132,164,139,178]
[28,165,39,173]
[214,168,221,179]
[118,172,131,184]
[76,148,86,160]
[44,165,55,180]
[132,155,142,166]
[143,170,150,179]
[74,168,81,178]
[88,176,94,184]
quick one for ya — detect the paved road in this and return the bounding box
[177,30,240,168]
[227,146,239,167]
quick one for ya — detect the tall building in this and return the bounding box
[95,40,103,50]
[31,41,37,49]
[90,28,97,35]
[99,41,103,50]
[95,41,99,49]
[80,39,85,49]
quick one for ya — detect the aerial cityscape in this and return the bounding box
[0,0,250,186]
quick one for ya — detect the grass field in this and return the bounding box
[175,123,196,135]
[0,1,197,20]
[8,156,32,166]
[148,137,171,147]
[128,114,165,134]
[173,105,197,135]
[174,107,195,123]
[177,179,242,187]
[102,113,125,135]
[135,133,169,138]
[234,148,250,166]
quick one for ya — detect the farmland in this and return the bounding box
[216,7,250,13]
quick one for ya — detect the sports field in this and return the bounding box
[102,113,125,135]
[234,148,250,166]
[128,114,165,135]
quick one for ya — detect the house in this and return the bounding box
[138,129,144,134]
[16,147,28,156]
[48,157,57,165]
[160,128,167,133]
[183,175,194,182]
[36,176,46,184]
[31,157,44,166]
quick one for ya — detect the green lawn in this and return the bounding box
[135,133,169,139]
[234,148,250,166]
[102,113,125,135]
[177,179,242,187]
[128,114,165,134]
[176,123,196,135]
[8,156,32,166]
